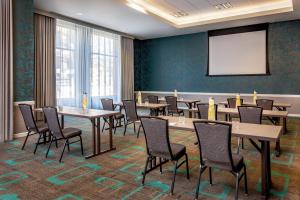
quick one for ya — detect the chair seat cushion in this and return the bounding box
[62,127,82,138]
[36,122,48,133]
[205,154,244,172]
[170,143,186,160]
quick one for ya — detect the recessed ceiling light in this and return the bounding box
[76,12,83,16]
[126,2,148,14]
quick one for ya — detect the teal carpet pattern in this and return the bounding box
[0,116,299,200]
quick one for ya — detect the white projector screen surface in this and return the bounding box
[209,30,267,75]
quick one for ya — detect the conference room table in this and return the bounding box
[35,106,120,159]
[160,116,282,199]
[219,101,291,111]
[185,107,288,133]
[158,97,200,109]
[115,102,169,116]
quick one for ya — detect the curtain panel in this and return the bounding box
[55,20,121,109]
[34,14,56,120]
[121,37,134,100]
[0,0,14,142]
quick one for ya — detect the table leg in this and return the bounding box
[186,103,193,118]
[85,118,96,159]
[275,139,281,157]
[261,141,271,198]
[283,117,287,134]
[97,117,101,153]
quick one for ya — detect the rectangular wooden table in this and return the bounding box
[115,102,169,116]
[158,98,200,108]
[159,116,282,199]
[219,101,291,111]
[35,106,120,159]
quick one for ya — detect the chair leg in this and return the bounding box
[67,142,70,152]
[195,167,203,200]
[34,133,43,154]
[137,124,142,138]
[235,173,240,200]
[55,139,58,148]
[79,135,84,155]
[142,156,150,185]
[185,153,190,179]
[209,167,213,185]
[170,160,178,195]
[59,140,68,162]
[244,165,248,195]
[46,136,54,158]
[21,131,30,150]
[123,123,127,136]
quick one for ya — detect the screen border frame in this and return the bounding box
[206,23,270,77]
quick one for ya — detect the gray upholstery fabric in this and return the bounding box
[62,127,81,138]
[227,98,244,108]
[256,99,273,110]
[123,100,139,122]
[165,96,178,112]
[101,98,114,111]
[35,121,49,133]
[197,103,218,120]
[42,107,64,139]
[141,117,186,160]
[19,104,40,132]
[238,106,262,124]
[194,121,243,172]
[206,154,244,171]
[148,95,158,104]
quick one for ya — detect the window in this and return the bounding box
[55,20,121,108]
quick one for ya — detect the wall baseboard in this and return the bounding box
[14,132,27,139]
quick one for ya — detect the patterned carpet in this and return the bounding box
[0,114,299,200]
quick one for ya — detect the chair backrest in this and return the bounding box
[101,98,114,111]
[42,107,64,139]
[140,117,173,159]
[227,98,244,108]
[165,96,178,112]
[148,95,158,104]
[123,100,138,122]
[238,106,262,124]
[197,103,218,120]
[19,104,38,132]
[193,121,235,170]
[256,99,273,110]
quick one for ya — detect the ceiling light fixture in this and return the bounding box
[214,2,232,10]
[76,12,83,16]
[126,1,148,14]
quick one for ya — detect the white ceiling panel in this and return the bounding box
[34,0,300,39]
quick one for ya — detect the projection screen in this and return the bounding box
[208,25,268,76]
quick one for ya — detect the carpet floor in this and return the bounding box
[0,115,299,200]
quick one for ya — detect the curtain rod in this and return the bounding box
[35,9,135,39]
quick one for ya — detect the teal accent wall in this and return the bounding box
[134,20,300,94]
[13,0,34,101]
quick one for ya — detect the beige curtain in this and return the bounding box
[34,14,56,118]
[0,0,14,142]
[121,36,134,100]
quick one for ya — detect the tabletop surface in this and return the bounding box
[115,102,169,109]
[219,101,291,108]
[185,107,288,117]
[158,98,200,103]
[159,116,282,141]
[35,106,120,119]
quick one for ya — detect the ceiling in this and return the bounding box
[34,0,300,39]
